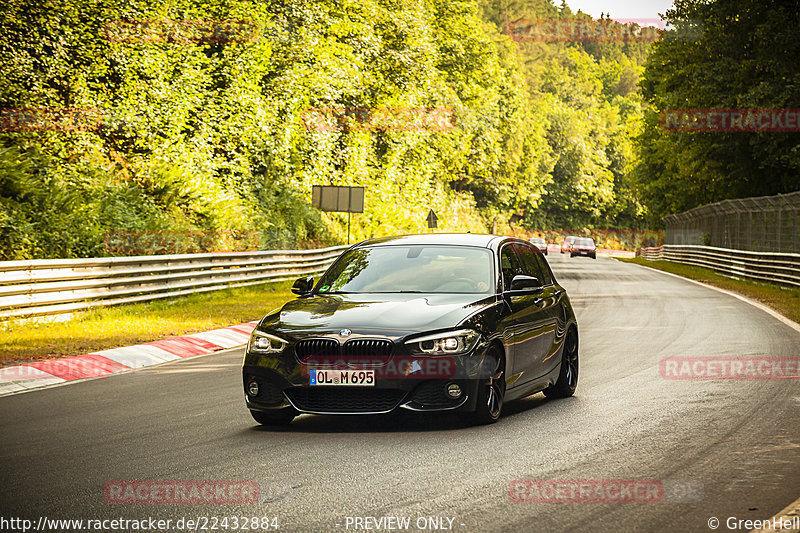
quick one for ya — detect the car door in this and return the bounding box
[510,243,560,384]
[498,243,527,384]
[531,250,566,377]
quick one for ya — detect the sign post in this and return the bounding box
[426,209,438,231]
[311,186,365,244]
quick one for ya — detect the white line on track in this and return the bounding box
[623,260,800,533]
[751,496,800,532]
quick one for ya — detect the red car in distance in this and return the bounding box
[570,237,597,259]
[530,237,548,255]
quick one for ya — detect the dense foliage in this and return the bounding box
[479,0,651,229]
[634,0,800,223]
[0,0,657,259]
[0,0,695,259]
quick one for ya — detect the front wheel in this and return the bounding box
[471,346,506,424]
[250,409,295,426]
[544,329,578,399]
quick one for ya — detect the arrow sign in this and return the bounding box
[426,209,438,229]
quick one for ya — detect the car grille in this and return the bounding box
[295,338,393,366]
[295,339,339,358]
[342,339,392,357]
[285,387,406,413]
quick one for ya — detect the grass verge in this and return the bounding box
[0,280,294,366]
[618,257,800,325]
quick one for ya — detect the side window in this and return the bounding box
[512,244,546,283]
[533,253,554,285]
[499,245,524,290]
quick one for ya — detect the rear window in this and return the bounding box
[576,238,595,246]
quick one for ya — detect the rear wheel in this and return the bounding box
[471,346,506,424]
[544,328,578,399]
[250,409,295,426]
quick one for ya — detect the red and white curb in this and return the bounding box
[0,321,258,397]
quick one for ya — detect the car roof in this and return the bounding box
[352,233,513,250]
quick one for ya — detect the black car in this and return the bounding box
[243,234,579,425]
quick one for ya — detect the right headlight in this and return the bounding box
[248,330,288,355]
[405,329,481,356]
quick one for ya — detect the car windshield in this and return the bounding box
[576,238,595,246]
[531,238,545,244]
[317,245,493,294]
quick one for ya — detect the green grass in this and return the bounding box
[0,281,295,366]
[619,257,800,325]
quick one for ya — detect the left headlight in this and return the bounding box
[248,331,288,355]
[405,329,481,356]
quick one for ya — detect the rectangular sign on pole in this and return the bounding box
[312,186,364,213]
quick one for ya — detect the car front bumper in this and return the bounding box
[243,350,489,415]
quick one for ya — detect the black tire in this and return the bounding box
[250,409,295,426]
[544,328,578,399]
[591,253,596,259]
[471,346,506,424]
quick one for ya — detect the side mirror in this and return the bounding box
[508,274,542,293]
[291,276,314,295]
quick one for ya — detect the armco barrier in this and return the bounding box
[637,245,800,287]
[0,245,349,320]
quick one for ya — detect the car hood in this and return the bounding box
[261,293,497,340]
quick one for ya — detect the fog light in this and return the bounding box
[446,383,462,399]
[247,380,259,397]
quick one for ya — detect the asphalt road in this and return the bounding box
[2,254,799,533]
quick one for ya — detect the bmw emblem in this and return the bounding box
[339,329,352,337]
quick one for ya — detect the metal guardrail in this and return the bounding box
[637,245,800,287]
[0,245,349,320]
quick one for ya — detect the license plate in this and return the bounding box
[310,369,375,386]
